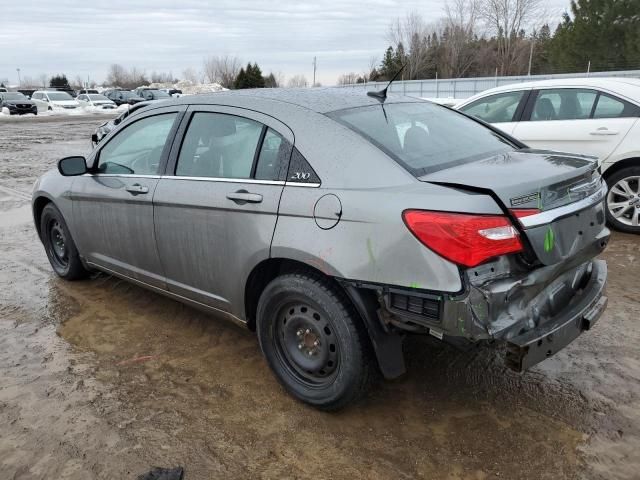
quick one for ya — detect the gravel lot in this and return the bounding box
[1,115,638,479]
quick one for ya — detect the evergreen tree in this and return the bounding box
[49,74,70,88]
[234,67,247,89]
[549,0,639,72]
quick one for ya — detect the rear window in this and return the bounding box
[329,102,516,176]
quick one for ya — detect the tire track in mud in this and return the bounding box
[0,183,31,201]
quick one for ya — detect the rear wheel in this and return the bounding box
[40,203,89,280]
[605,166,640,233]
[256,271,375,410]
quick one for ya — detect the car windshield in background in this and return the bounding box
[120,91,138,99]
[47,92,74,101]
[89,94,109,101]
[329,102,516,176]
[1,93,27,100]
[150,90,170,98]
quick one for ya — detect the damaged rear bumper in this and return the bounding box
[505,259,607,371]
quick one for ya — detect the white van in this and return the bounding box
[31,90,80,112]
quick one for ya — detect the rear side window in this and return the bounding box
[593,94,640,118]
[97,113,177,175]
[459,91,525,123]
[531,89,597,121]
[176,112,264,179]
[329,102,515,176]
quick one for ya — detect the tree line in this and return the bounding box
[338,0,640,85]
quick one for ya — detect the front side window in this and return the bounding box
[459,91,525,123]
[531,89,597,121]
[330,102,515,176]
[97,113,177,175]
[176,112,264,179]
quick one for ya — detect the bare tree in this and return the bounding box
[106,64,128,87]
[202,55,241,88]
[287,75,308,88]
[387,12,431,79]
[337,72,359,85]
[181,67,199,84]
[38,73,48,89]
[441,0,481,78]
[479,0,542,75]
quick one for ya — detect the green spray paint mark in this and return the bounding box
[409,282,420,289]
[366,238,376,265]
[544,227,555,252]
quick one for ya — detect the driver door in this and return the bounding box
[71,106,185,288]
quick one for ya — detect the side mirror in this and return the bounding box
[58,156,88,176]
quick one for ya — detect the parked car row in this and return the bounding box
[456,77,640,233]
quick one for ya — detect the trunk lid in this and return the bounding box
[420,149,608,266]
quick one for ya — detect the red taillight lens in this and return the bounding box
[402,210,523,267]
[510,208,540,219]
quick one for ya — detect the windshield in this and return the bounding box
[329,102,516,176]
[1,92,27,101]
[47,92,74,101]
[149,90,170,98]
[120,91,139,99]
[89,94,109,101]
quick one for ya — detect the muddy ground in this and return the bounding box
[0,115,638,479]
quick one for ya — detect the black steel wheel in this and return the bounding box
[257,270,375,410]
[40,203,89,280]
[274,302,340,387]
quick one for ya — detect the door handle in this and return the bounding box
[590,128,619,136]
[125,183,149,195]
[226,190,263,204]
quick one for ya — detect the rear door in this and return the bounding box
[153,106,293,317]
[72,106,185,288]
[513,88,639,160]
[457,89,530,135]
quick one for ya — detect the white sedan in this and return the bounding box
[456,77,640,233]
[76,94,116,110]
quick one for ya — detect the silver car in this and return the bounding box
[32,89,609,410]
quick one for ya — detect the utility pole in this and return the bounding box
[16,68,21,86]
[527,40,535,76]
[312,56,317,87]
[587,60,591,76]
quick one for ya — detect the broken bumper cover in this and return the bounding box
[505,259,607,371]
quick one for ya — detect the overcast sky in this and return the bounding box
[1,0,571,87]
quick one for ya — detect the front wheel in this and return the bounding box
[40,203,89,280]
[256,271,375,410]
[605,166,640,233]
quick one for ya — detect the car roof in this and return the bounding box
[170,87,423,114]
[459,77,640,104]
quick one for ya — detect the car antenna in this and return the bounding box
[367,64,406,102]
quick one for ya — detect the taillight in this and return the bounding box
[402,210,523,267]
[510,208,540,219]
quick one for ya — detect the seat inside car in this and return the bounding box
[178,116,237,177]
[535,97,556,120]
[559,93,581,119]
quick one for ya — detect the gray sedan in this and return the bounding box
[32,89,609,410]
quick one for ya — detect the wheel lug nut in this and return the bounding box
[313,340,319,347]
[305,328,311,334]
[298,343,303,350]
[296,329,303,337]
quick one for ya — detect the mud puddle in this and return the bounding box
[1,117,639,479]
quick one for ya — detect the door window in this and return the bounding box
[459,91,525,123]
[593,94,640,118]
[176,112,264,179]
[255,128,291,180]
[97,113,177,175]
[531,89,597,121]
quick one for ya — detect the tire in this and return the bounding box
[604,166,640,234]
[40,203,89,280]
[256,271,375,411]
